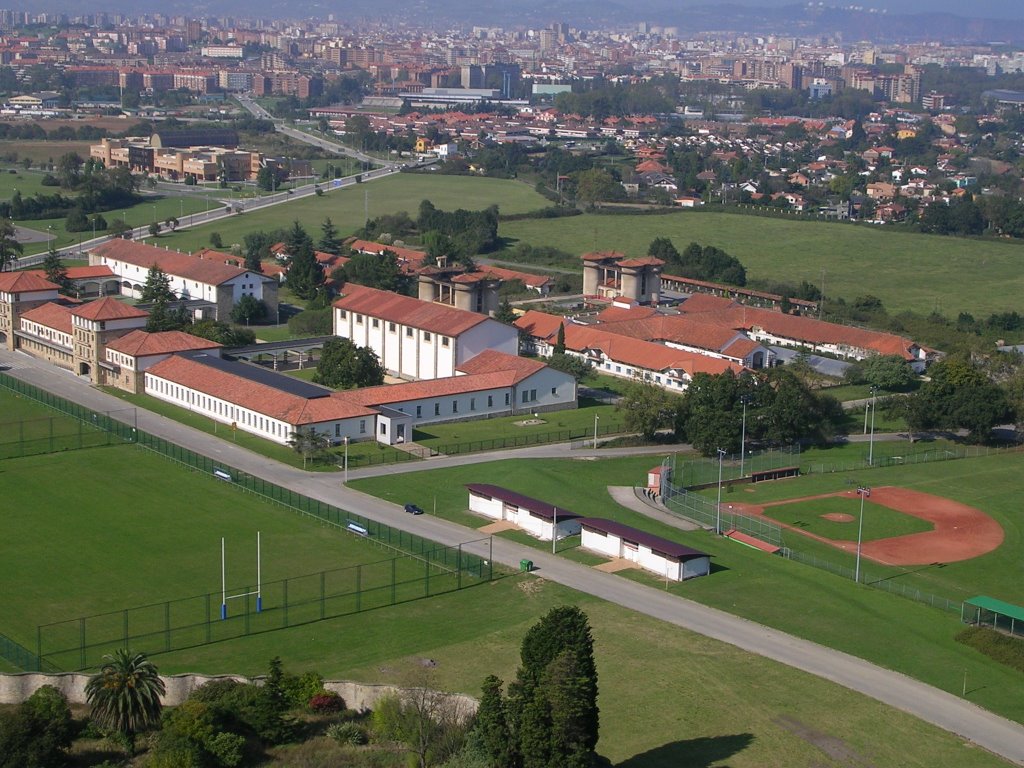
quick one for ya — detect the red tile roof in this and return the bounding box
[0,272,59,293]
[19,301,73,335]
[456,350,546,381]
[514,310,566,340]
[347,371,521,406]
[106,330,221,357]
[563,324,740,376]
[474,265,551,289]
[581,250,627,262]
[610,256,664,268]
[348,239,429,269]
[91,239,266,286]
[25,266,116,280]
[676,293,740,314]
[146,355,376,425]
[595,305,658,323]
[597,315,742,353]
[71,296,149,321]
[333,284,489,336]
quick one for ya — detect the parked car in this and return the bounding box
[404,503,425,515]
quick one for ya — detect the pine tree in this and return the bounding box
[474,675,514,767]
[554,323,566,354]
[141,265,174,302]
[284,221,324,301]
[319,217,342,255]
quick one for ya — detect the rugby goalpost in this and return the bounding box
[221,532,262,620]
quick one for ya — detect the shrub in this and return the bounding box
[40,174,60,186]
[327,721,368,746]
[956,626,1024,673]
[308,691,344,713]
[282,671,324,709]
[287,308,332,336]
[209,232,223,248]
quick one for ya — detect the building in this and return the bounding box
[89,239,279,321]
[105,330,222,393]
[332,284,518,381]
[578,518,710,581]
[466,484,582,542]
[582,251,663,305]
[90,130,264,182]
[416,259,502,315]
[0,272,62,350]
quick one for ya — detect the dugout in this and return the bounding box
[962,595,1024,637]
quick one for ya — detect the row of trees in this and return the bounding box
[621,368,846,455]
[648,237,747,287]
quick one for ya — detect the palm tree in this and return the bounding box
[0,218,23,272]
[288,426,332,469]
[84,648,166,752]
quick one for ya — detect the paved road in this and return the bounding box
[3,351,1023,765]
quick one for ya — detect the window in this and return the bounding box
[356,314,363,325]
[504,393,510,406]
[359,420,366,434]
[470,397,476,411]
[406,327,413,337]
[487,395,493,408]
[338,310,347,319]
[372,318,379,328]
[380,423,387,435]
[434,403,440,416]
[424,332,431,342]
[551,387,557,396]
[615,365,622,373]
[389,322,396,332]
[416,405,422,418]
[530,389,537,402]
[335,424,341,437]
[452,400,458,413]
[441,336,450,347]
[521,391,528,404]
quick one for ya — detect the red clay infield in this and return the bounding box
[725,486,1004,566]
[822,512,855,522]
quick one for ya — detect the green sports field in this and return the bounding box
[351,449,1024,725]
[0,445,472,671]
[498,210,1024,315]
[757,495,933,541]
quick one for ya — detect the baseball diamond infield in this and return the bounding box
[728,487,1004,566]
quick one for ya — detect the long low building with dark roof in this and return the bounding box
[578,518,711,581]
[466,483,582,542]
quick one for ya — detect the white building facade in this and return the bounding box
[579,518,710,581]
[466,484,582,542]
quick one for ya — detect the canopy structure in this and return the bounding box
[962,595,1024,636]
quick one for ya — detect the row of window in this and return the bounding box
[340,310,451,347]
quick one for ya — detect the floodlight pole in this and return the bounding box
[343,436,349,484]
[855,486,870,583]
[593,413,599,449]
[256,531,262,613]
[552,507,557,554]
[868,387,877,467]
[716,448,726,535]
[220,537,227,620]
[740,394,750,478]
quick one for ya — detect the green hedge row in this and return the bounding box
[956,626,1024,673]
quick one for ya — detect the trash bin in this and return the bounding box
[520,559,534,572]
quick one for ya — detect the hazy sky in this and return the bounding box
[718,0,1024,20]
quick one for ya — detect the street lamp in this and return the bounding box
[552,506,558,554]
[716,448,727,534]
[868,386,877,467]
[593,414,600,449]
[739,394,752,478]
[343,436,349,484]
[855,486,871,583]
[46,225,53,252]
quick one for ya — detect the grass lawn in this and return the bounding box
[0,168,58,201]
[412,398,626,451]
[350,451,1024,725]
[759,496,933,541]
[254,324,301,342]
[498,210,1024,315]
[0,140,94,167]
[0,446,448,669]
[0,388,127,458]
[154,578,1013,768]
[123,174,551,255]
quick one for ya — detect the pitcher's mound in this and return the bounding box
[822,512,855,522]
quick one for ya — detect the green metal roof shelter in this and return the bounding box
[962,596,1024,635]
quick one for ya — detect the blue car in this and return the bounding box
[404,503,425,515]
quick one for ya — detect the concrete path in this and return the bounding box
[3,350,1024,766]
[606,486,701,532]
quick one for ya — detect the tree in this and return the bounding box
[844,354,916,391]
[619,380,682,441]
[318,217,342,255]
[574,168,622,205]
[313,337,385,390]
[107,219,131,239]
[647,237,680,263]
[473,676,513,767]
[288,308,333,336]
[547,352,591,382]
[906,356,1009,442]
[495,300,517,325]
[148,221,162,238]
[554,323,566,354]
[145,299,191,332]
[141,265,174,302]
[0,218,24,271]
[283,221,324,301]
[190,319,256,346]
[230,294,267,325]
[210,232,224,248]
[508,606,600,768]
[679,371,743,454]
[0,685,74,768]
[42,251,68,292]
[55,151,83,188]
[341,250,409,293]
[64,207,90,232]
[287,427,332,469]
[84,649,166,752]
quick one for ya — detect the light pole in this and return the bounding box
[716,448,726,534]
[343,436,349,484]
[739,394,751,478]
[868,386,877,467]
[552,506,558,554]
[855,486,871,583]
[46,225,53,252]
[593,413,600,449]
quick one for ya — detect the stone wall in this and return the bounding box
[0,673,477,714]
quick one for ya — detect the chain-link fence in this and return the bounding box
[800,442,1022,475]
[37,540,493,672]
[661,484,785,546]
[668,445,801,488]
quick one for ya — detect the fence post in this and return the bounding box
[320,572,325,619]
[391,558,397,604]
[356,565,362,612]
[244,590,251,635]
[425,551,430,596]
[457,544,463,589]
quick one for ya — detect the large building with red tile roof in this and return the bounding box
[582,251,663,305]
[0,272,62,351]
[333,284,519,381]
[89,239,278,321]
